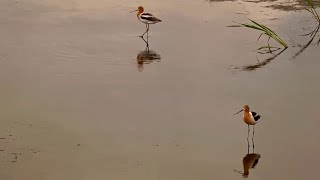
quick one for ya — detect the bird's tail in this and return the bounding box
[254,115,261,121]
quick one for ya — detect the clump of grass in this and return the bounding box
[304,0,320,23]
[228,19,288,49]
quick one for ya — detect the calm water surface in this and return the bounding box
[0,0,319,179]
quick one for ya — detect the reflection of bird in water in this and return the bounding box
[136,36,161,72]
[242,152,261,178]
[234,105,261,148]
[130,6,162,37]
[235,139,261,178]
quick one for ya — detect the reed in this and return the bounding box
[304,0,320,23]
[228,19,288,48]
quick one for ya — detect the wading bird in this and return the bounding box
[130,6,162,37]
[234,105,261,141]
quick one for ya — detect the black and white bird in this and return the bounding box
[234,105,261,138]
[131,6,162,37]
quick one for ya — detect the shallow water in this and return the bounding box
[0,0,319,179]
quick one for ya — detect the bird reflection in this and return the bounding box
[136,36,161,72]
[235,140,261,178]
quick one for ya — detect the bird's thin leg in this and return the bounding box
[141,30,148,37]
[140,35,150,52]
[146,40,149,52]
[247,125,250,150]
[252,125,255,149]
[252,138,255,153]
[247,138,250,152]
[146,32,149,42]
[252,125,255,139]
[247,125,250,140]
[140,24,148,37]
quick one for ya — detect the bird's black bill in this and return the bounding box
[130,9,138,13]
[234,109,243,115]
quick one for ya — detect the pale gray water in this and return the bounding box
[0,0,319,179]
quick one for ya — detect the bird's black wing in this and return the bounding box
[254,115,261,121]
[251,111,257,117]
[141,13,153,16]
[251,112,261,121]
[140,13,161,22]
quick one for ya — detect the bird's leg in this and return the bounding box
[247,125,250,150]
[247,125,250,140]
[252,125,255,139]
[252,125,255,149]
[146,32,149,42]
[141,29,148,37]
[252,138,255,153]
[140,35,150,52]
[146,42,149,52]
[140,24,148,37]
[247,138,250,153]
[146,35,149,51]
[147,24,150,37]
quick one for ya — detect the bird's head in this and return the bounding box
[234,105,250,115]
[138,6,144,12]
[243,105,250,111]
[130,6,144,13]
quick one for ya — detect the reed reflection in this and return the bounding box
[243,48,286,71]
[291,23,320,59]
[136,36,161,72]
[235,140,261,178]
[231,47,286,71]
[207,0,310,11]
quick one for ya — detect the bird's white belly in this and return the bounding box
[139,18,157,24]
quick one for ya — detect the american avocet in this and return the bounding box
[234,105,261,140]
[130,6,162,37]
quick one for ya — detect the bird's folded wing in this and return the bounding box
[141,13,160,21]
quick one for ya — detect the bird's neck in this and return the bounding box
[137,10,143,18]
[244,111,250,118]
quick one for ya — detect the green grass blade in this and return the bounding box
[228,19,288,48]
